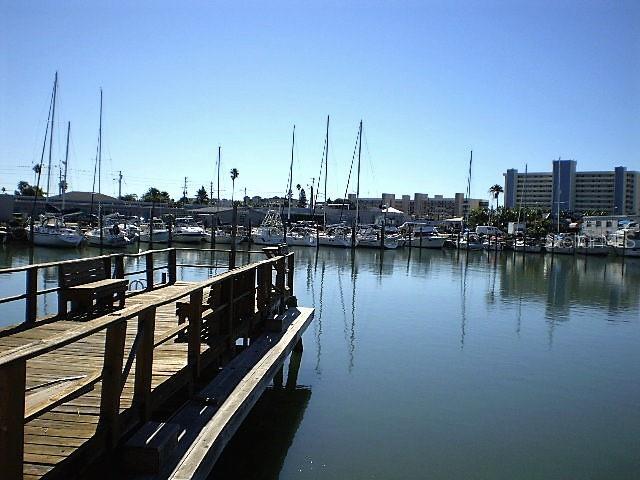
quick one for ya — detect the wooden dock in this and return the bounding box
[0,246,313,480]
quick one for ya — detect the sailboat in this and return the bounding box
[513,164,543,253]
[459,150,483,251]
[27,73,84,248]
[284,124,316,247]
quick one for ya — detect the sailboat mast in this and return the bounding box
[465,150,473,224]
[324,115,329,225]
[62,121,70,210]
[46,72,58,199]
[557,157,561,233]
[217,146,221,205]
[356,120,362,225]
[522,164,528,231]
[287,125,295,221]
[98,88,102,194]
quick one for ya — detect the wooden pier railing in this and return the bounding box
[0,247,295,480]
[0,247,264,326]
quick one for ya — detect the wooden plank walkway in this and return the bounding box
[0,248,299,480]
[0,282,205,480]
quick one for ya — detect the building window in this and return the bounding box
[596,221,601,227]
[606,221,612,227]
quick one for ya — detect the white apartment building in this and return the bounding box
[504,160,640,215]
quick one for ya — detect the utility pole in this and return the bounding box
[217,146,221,205]
[118,170,123,199]
[183,177,188,203]
[210,181,213,204]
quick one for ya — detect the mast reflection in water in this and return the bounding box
[1,245,639,479]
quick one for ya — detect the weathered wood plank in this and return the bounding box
[0,359,26,480]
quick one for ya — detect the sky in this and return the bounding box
[1,0,639,203]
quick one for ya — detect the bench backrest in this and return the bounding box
[59,258,109,288]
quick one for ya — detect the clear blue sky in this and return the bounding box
[1,0,639,202]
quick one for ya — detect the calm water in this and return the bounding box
[1,244,639,479]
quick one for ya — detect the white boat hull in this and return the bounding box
[252,233,284,245]
[140,231,170,243]
[286,235,317,247]
[31,231,83,248]
[172,233,204,243]
[318,235,353,248]
[408,236,446,249]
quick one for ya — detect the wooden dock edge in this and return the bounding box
[132,306,314,480]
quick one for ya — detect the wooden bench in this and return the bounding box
[58,258,128,318]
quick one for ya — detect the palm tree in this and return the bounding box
[230,168,239,203]
[489,184,504,209]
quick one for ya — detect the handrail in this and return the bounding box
[0,253,292,367]
[0,245,258,324]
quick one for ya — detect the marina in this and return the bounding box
[0,243,638,479]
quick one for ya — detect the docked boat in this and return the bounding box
[545,234,575,254]
[286,226,317,247]
[26,215,84,248]
[575,235,609,256]
[357,226,398,249]
[205,226,244,245]
[513,237,543,253]
[252,210,285,245]
[85,224,134,247]
[402,224,446,249]
[140,219,170,243]
[458,232,484,251]
[173,217,205,243]
[318,225,354,248]
[608,222,640,257]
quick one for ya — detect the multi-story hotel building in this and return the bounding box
[347,192,488,218]
[504,160,640,215]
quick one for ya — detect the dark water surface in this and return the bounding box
[1,245,639,479]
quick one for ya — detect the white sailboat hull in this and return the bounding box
[409,236,446,249]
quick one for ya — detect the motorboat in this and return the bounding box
[173,217,205,243]
[286,226,317,247]
[140,219,170,243]
[205,226,244,245]
[458,232,484,251]
[513,237,543,253]
[545,234,575,254]
[26,215,84,248]
[575,235,609,256]
[85,224,134,247]
[404,224,446,249]
[356,226,398,249]
[608,222,640,257]
[318,225,354,248]
[252,210,285,245]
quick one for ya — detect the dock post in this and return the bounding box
[351,222,356,249]
[99,321,127,449]
[145,251,154,291]
[287,252,295,298]
[167,217,173,247]
[229,204,237,270]
[0,359,26,480]
[380,222,385,250]
[316,225,320,249]
[168,248,177,284]
[133,306,156,421]
[25,265,37,324]
[188,289,203,382]
[150,203,155,245]
[114,254,125,279]
[209,213,214,248]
